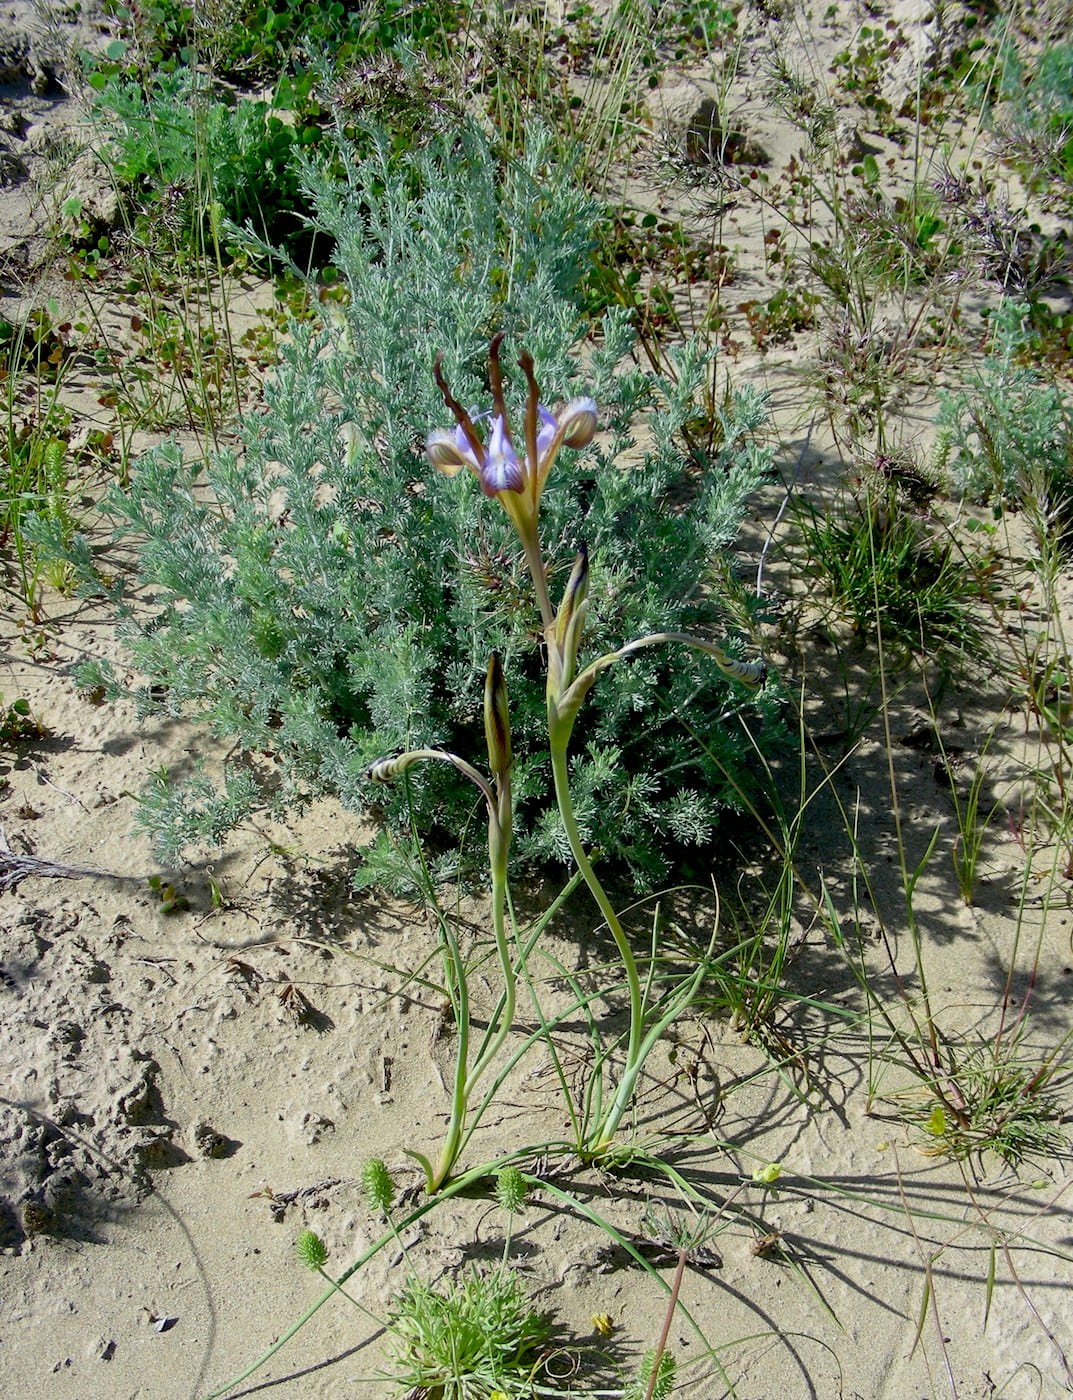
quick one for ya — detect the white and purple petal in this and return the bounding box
[481,415,524,495]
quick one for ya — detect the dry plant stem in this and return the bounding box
[0,828,110,894]
[644,1245,688,1400]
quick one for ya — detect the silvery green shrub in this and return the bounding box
[937,300,1073,517]
[76,120,778,887]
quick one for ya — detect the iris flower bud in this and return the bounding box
[483,653,512,783]
[559,398,598,449]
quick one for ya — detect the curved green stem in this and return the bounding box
[428,903,471,1192]
[548,732,645,1153]
[429,796,515,1192]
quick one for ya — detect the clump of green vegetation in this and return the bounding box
[936,300,1073,534]
[102,0,461,82]
[0,694,44,747]
[795,480,984,667]
[87,68,305,250]
[71,119,778,888]
[385,1267,552,1399]
[996,41,1073,213]
[1,308,82,611]
[915,1038,1067,1166]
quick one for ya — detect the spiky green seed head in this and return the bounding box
[626,1350,676,1400]
[361,1157,396,1213]
[296,1230,328,1270]
[495,1166,527,1215]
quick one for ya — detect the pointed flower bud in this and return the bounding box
[483,653,512,782]
[558,543,590,637]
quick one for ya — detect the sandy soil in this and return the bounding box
[1,3,1071,1399]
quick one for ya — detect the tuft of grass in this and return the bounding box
[912,1037,1068,1167]
[795,481,985,669]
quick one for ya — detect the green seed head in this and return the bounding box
[495,1166,527,1215]
[361,1157,396,1214]
[296,1230,328,1270]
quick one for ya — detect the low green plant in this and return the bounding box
[0,694,43,747]
[737,283,817,350]
[1,308,81,612]
[102,0,461,83]
[386,1266,551,1399]
[936,300,1073,535]
[88,67,305,252]
[795,479,984,668]
[912,1035,1067,1167]
[69,118,778,889]
[994,41,1073,214]
[829,20,907,137]
[84,280,246,444]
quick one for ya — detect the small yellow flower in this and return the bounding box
[591,1312,614,1337]
[751,1161,782,1185]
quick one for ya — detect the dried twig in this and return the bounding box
[0,826,112,896]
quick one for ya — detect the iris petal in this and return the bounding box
[427,429,472,476]
[536,406,558,457]
[480,417,524,495]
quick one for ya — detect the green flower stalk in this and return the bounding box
[430,339,766,1160]
[369,654,516,1193]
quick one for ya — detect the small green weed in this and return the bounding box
[0,695,44,747]
[147,873,189,915]
[385,1268,552,1399]
[795,482,984,667]
[738,284,817,349]
[913,1039,1067,1167]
